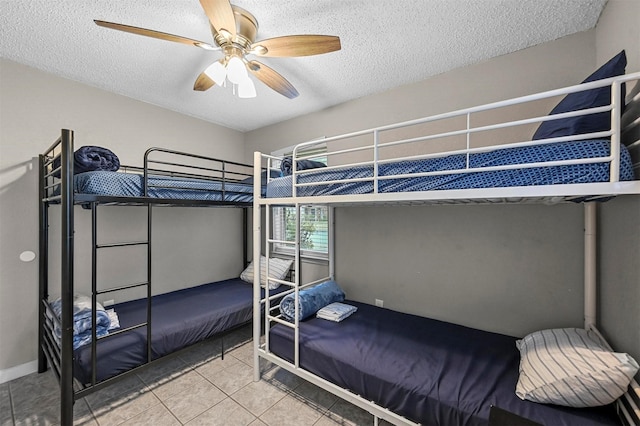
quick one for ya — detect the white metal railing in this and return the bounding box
[252,73,640,426]
[257,72,640,202]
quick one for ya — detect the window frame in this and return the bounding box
[271,141,330,261]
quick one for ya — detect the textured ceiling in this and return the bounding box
[0,0,607,132]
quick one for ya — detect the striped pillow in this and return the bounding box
[240,256,293,290]
[515,328,639,407]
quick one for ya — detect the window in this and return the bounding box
[272,142,329,259]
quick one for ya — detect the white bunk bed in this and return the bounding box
[252,67,640,425]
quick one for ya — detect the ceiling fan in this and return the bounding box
[94,0,341,99]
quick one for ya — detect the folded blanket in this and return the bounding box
[280,280,345,321]
[50,295,111,349]
[280,156,326,176]
[53,145,120,177]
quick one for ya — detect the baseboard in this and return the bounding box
[0,360,38,384]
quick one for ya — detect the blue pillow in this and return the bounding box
[279,280,345,321]
[280,156,326,176]
[532,50,626,141]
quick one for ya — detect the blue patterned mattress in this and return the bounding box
[74,171,255,202]
[267,139,635,198]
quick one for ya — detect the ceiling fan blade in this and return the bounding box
[199,0,236,39]
[247,60,299,99]
[250,35,341,57]
[94,20,217,50]
[193,72,215,91]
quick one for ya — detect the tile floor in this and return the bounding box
[1,325,393,426]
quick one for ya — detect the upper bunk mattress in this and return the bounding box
[266,139,635,198]
[73,278,284,384]
[268,301,619,426]
[74,171,255,202]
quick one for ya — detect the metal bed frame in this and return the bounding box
[38,130,255,425]
[252,72,640,425]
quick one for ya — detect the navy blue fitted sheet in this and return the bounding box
[266,139,635,198]
[74,278,282,384]
[73,171,256,202]
[268,301,619,426]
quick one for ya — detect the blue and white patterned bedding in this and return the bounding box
[74,171,255,202]
[267,139,635,198]
[50,296,111,350]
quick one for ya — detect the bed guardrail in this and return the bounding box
[257,72,640,203]
[38,129,76,425]
[143,147,255,201]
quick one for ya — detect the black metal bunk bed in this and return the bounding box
[37,129,271,425]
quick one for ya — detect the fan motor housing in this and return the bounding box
[212,5,258,49]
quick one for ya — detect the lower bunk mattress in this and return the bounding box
[266,139,635,198]
[74,278,282,384]
[268,301,620,426]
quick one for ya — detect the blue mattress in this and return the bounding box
[74,171,256,202]
[74,278,284,384]
[268,301,619,426]
[267,139,635,197]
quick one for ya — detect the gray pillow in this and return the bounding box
[515,328,638,407]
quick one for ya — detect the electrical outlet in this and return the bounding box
[103,299,115,307]
[375,299,384,307]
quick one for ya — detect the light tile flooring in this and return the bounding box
[1,325,393,426]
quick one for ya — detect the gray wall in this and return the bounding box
[595,0,640,365]
[334,203,585,337]
[0,60,246,376]
[246,0,640,363]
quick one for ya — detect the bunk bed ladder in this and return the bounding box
[262,203,302,365]
[88,202,152,386]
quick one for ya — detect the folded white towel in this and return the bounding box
[106,308,120,330]
[316,302,357,322]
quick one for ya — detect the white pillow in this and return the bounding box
[240,256,293,290]
[515,328,639,407]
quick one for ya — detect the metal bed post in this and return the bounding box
[264,204,272,361]
[610,81,622,183]
[243,208,248,268]
[38,154,49,374]
[253,152,263,381]
[584,202,597,329]
[91,202,98,386]
[59,129,75,426]
[143,150,153,365]
[146,205,153,364]
[294,203,301,368]
[328,207,335,281]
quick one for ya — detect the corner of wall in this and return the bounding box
[595,0,640,72]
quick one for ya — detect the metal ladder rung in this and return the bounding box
[96,281,149,295]
[98,323,147,340]
[268,315,294,328]
[97,241,148,248]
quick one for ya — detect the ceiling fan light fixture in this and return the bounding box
[204,61,227,85]
[204,60,227,84]
[94,1,340,99]
[226,56,247,84]
[238,78,257,98]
